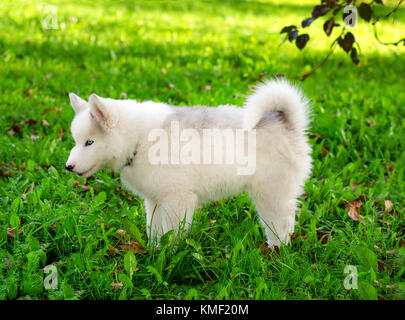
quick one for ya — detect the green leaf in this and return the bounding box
[62,282,75,299]
[9,213,20,229]
[231,240,244,265]
[94,191,106,205]
[155,247,167,274]
[21,273,43,296]
[124,251,137,280]
[118,273,134,300]
[11,197,22,216]
[254,277,268,299]
[192,252,204,261]
[27,159,35,172]
[355,246,378,273]
[185,288,199,300]
[26,251,40,270]
[7,275,18,299]
[147,265,163,284]
[159,230,175,247]
[118,273,134,288]
[26,235,40,251]
[122,220,146,248]
[358,280,378,300]
[48,166,60,179]
[217,286,228,299]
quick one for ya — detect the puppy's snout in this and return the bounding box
[65,164,75,172]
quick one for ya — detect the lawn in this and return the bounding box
[0,0,404,300]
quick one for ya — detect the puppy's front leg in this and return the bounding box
[145,193,198,246]
[159,192,198,239]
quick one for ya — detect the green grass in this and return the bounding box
[0,0,404,300]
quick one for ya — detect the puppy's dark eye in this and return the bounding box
[85,139,94,146]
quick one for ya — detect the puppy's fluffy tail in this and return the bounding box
[243,79,310,132]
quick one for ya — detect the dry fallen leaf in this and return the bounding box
[116,229,127,237]
[22,182,35,200]
[258,241,280,257]
[8,122,23,137]
[347,200,362,221]
[386,250,398,256]
[317,230,331,244]
[351,182,361,192]
[309,132,323,141]
[377,260,393,276]
[111,282,123,289]
[290,231,300,242]
[205,279,219,284]
[30,135,40,141]
[118,239,146,254]
[7,227,23,238]
[75,184,90,192]
[259,72,268,79]
[25,119,38,125]
[386,162,394,172]
[0,168,13,178]
[384,200,393,213]
[4,257,11,268]
[320,147,329,155]
[107,244,119,257]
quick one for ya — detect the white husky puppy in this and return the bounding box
[66,79,312,247]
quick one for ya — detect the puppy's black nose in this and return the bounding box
[66,164,75,172]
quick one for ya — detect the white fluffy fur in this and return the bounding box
[66,79,312,247]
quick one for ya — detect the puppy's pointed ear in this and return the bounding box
[69,93,87,113]
[88,94,116,130]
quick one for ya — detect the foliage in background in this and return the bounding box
[280,0,404,79]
